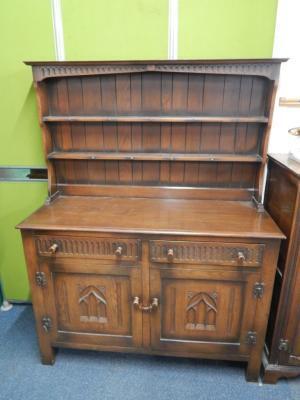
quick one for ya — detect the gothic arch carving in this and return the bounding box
[185,292,217,331]
[78,285,107,323]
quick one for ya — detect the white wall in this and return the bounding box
[269,0,300,153]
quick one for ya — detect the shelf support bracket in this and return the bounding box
[45,190,60,205]
[252,196,265,212]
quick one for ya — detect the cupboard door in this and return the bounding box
[150,266,261,357]
[39,257,142,349]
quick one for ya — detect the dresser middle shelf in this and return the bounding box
[47,151,263,162]
[42,115,269,123]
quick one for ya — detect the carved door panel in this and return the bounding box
[150,266,261,356]
[40,258,142,349]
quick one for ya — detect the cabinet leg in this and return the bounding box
[40,345,56,365]
[35,320,56,365]
[245,359,261,382]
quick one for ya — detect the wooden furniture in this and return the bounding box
[263,154,300,383]
[18,59,285,382]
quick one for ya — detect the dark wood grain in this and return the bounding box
[17,196,284,239]
[51,122,264,156]
[52,160,259,189]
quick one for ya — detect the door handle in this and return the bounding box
[133,297,159,312]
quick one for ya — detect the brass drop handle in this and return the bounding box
[133,296,159,312]
[167,248,174,261]
[237,251,246,262]
[115,246,123,256]
[49,243,58,254]
[133,296,140,308]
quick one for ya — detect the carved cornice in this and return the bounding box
[155,63,280,81]
[32,65,148,82]
[32,62,281,82]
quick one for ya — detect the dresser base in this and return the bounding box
[19,197,283,383]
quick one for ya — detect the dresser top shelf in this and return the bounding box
[25,58,287,65]
[17,196,284,239]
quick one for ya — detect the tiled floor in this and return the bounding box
[0,305,299,400]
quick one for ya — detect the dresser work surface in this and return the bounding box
[18,196,284,238]
[18,59,286,382]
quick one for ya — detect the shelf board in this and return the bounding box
[43,115,268,123]
[48,151,263,163]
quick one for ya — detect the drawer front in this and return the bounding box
[35,236,141,262]
[150,240,265,267]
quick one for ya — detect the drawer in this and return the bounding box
[149,240,265,267]
[35,235,141,262]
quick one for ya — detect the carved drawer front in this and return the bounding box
[150,240,265,267]
[35,236,141,262]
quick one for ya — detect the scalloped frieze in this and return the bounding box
[32,62,281,82]
[155,63,279,80]
[32,65,148,81]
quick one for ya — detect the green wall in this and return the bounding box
[0,0,55,165]
[179,0,278,58]
[61,0,278,61]
[0,0,53,300]
[62,0,169,60]
[0,0,278,301]
[0,183,47,301]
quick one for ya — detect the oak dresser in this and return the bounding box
[18,59,286,381]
